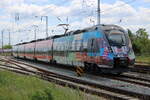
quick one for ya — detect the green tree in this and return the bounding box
[3,45,12,49]
[127,29,140,54]
[127,29,134,40]
[136,28,149,39]
[127,28,150,55]
[135,28,149,55]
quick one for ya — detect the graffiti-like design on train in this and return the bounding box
[13,25,135,74]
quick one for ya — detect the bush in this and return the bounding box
[31,88,53,100]
[3,45,12,49]
[128,28,150,56]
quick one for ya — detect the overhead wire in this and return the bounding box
[81,0,97,25]
[81,0,137,15]
[81,0,137,24]
[100,0,137,14]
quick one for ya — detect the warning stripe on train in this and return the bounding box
[76,66,84,77]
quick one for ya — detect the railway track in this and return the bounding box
[130,66,150,74]
[0,57,150,100]
[122,72,150,83]
[4,56,150,74]
[101,74,150,88]
[0,57,137,100]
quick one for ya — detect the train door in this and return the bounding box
[88,38,95,56]
[87,38,99,62]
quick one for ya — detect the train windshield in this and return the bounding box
[106,30,126,46]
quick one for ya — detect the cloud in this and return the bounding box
[0,0,150,45]
[25,0,48,3]
[0,0,23,8]
[144,0,150,2]
[6,4,45,17]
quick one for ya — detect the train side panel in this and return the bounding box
[79,29,111,65]
[12,25,135,74]
[52,29,106,67]
[53,36,72,65]
[35,40,53,62]
[24,42,35,59]
[53,34,83,66]
[18,44,25,58]
[72,29,114,68]
[12,45,18,57]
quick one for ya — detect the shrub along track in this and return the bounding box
[0,57,150,100]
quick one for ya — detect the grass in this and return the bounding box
[136,55,150,64]
[0,69,102,100]
[0,53,12,56]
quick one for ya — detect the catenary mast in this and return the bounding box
[97,0,100,25]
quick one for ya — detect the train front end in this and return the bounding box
[99,25,135,74]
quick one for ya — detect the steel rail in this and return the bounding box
[0,59,137,100]
[9,57,150,89]
[1,58,149,99]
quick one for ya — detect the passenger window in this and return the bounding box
[93,39,99,53]
[87,38,99,53]
[87,39,94,52]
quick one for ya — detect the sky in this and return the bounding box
[0,0,150,46]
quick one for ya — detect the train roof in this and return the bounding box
[14,24,124,46]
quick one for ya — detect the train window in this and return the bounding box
[124,32,130,45]
[79,40,85,52]
[93,39,100,52]
[76,40,82,51]
[87,39,94,52]
[87,38,99,53]
[68,41,72,51]
[71,41,75,51]
[55,46,58,51]
[74,40,77,51]
[107,34,126,46]
[82,40,88,52]
[105,30,126,47]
